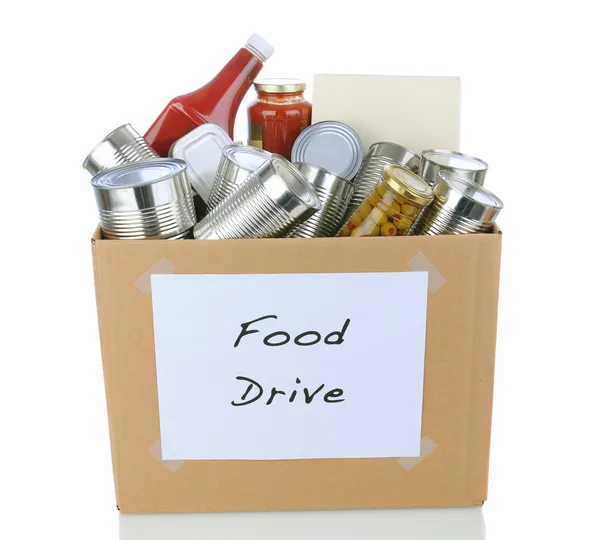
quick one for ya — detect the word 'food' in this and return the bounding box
[234,315,351,348]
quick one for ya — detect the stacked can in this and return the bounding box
[345,142,421,221]
[91,159,197,240]
[409,170,503,235]
[206,145,271,211]
[289,164,354,238]
[83,124,159,175]
[194,155,321,240]
[339,164,434,237]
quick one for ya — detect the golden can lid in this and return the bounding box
[254,78,306,93]
[382,163,434,206]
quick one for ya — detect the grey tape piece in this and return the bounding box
[134,257,177,296]
[408,252,446,293]
[396,436,438,471]
[148,440,184,472]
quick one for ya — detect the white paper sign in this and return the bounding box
[151,272,429,461]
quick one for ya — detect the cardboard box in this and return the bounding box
[92,228,501,513]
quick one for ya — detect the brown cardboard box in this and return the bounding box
[92,228,501,513]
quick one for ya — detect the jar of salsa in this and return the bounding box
[247,78,312,160]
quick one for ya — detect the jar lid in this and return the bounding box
[382,164,434,206]
[254,78,306,93]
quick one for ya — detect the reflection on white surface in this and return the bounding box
[120,507,485,540]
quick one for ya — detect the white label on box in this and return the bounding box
[151,272,429,461]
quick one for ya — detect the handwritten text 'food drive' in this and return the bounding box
[231,314,350,407]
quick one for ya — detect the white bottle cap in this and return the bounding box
[245,34,274,62]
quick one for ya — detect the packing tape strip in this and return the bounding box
[134,257,177,296]
[407,252,446,293]
[148,440,185,472]
[396,436,438,471]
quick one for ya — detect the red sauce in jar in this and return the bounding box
[247,79,312,160]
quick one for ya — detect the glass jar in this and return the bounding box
[339,164,434,237]
[247,78,312,160]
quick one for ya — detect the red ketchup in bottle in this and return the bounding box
[144,34,274,157]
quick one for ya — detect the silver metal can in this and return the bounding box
[206,144,271,211]
[419,149,488,187]
[91,159,196,240]
[291,121,363,180]
[193,155,321,240]
[345,142,421,222]
[409,170,503,235]
[83,124,159,175]
[290,163,354,238]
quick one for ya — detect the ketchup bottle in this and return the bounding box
[144,34,274,157]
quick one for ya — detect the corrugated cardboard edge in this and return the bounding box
[466,228,502,504]
[91,227,122,509]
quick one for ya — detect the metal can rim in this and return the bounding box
[91,158,187,190]
[421,149,489,172]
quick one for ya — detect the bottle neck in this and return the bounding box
[244,43,268,62]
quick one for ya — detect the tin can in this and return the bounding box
[339,164,434,237]
[169,123,233,202]
[91,159,196,240]
[344,142,421,221]
[83,124,158,175]
[290,163,354,238]
[409,170,503,235]
[419,149,488,186]
[291,121,363,180]
[193,155,321,240]
[206,144,271,211]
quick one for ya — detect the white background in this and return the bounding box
[1,0,598,538]
[152,272,427,460]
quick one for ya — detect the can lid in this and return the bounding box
[437,170,503,210]
[91,158,187,190]
[291,121,363,180]
[421,149,488,172]
[254,78,306,93]
[224,144,271,171]
[382,164,434,205]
